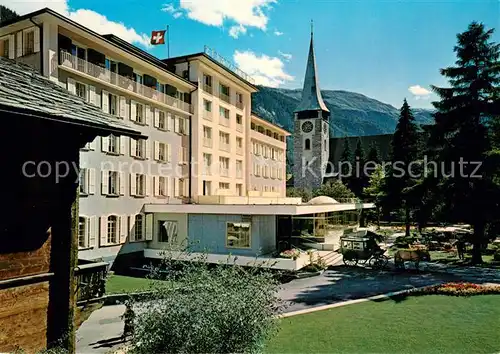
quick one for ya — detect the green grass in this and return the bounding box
[105,275,156,294]
[266,295,500,354]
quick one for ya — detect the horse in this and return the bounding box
[394,248,431,270]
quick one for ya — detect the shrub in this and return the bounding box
[130,252,285,354]
[412,282,500,296]
[279,249,300,260]
[494,249,500,262]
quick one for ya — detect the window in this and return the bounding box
[24,30,35,55]
[271,148,277,160]
[159,220,178,243]
[203,99,212,112]
[219,83,230,103]
[263,145,269,158]
[108,135,119,154]
[203,153,212,175]
[219,106,230,119]
[203,74,213,93]
[219,132,230,151]
[156,142,168,162]
[273,132,279,140]
[107,215,118,244]
[236,160,243,178]
[108,171,119,195]
[78,217,87,248]
[219,182,230,190]
[135,139,146,159]
[219,157,229,176]
[203,181,212,196]
[136,103,145,124]
[79,168,87,194]
[236,114,242,125]
[158,111,166,130]
[75,82,87,101]
[236,184,243,196]
[0,38,9,58]
[305,139,311,150]
[251,122,256,130]
[226,222,251,248]
[236,92,243,109]
[134,214,144,241]
[158,176,168,197]
[203,126,212,148]
[236,137,243,154]
[136,174,146,196]
[109,94,118,116]
[266,129,272,137]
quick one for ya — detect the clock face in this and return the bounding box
[302,121,313,133]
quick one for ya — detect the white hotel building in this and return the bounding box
[0,8,372,269]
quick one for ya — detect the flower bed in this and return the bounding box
[279,249,300,260]
[411,282,500,296]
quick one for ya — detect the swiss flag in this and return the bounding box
[150,30,166,45]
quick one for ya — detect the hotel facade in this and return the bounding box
[1,8,372,269]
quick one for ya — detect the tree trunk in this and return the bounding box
[405,205,410,237]
[376,206,381,230]
[471,222,484,265]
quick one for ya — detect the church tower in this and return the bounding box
[293,23,330,190]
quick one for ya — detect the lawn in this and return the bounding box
[266,295,500,354]
[105,275,156,294]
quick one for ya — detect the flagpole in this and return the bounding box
[167,25,170,58]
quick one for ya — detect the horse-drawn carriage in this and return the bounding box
[340,231,389,269]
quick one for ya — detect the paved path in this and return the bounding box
[76,264,500,353]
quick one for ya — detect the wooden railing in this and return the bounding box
[59,51,192,114]
[74,261,108,303]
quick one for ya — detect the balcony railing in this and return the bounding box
[219,143,230,152]
[203,84,213,94]
[203,138,213,148]
[203,166,212,175]
[236,146,243,155]
[220,168,229,177]
[236,124,243,133]
[219,92,231,104]
[60,51,192,114]
[75,261,108,303]
[236,170,243,179]
[219,116,230,127]
[236,101,243,110]
[203,110,213,121]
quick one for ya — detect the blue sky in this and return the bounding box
[7,0,499,108]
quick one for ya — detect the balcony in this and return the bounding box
[219,116,230,127]
[236,169,243,179]
[236,146,243,155]
[203,110,213,121]
[236,101,243,110]
[203,84,213,94]
[219,143,230,152]
[236,123,243,133]
[203,137,213,148]
[220,168,229,177]
[203,166,212,175]
[75,261,108,303]
[219,92,231,104]
[59,51,192,114]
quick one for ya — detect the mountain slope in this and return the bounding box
[252,86,434,137]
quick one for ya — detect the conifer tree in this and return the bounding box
[367,141,381,165]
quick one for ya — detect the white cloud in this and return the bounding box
[163,0,277,38]
[408,85,431,100]
[161,3,184,19]
[3,0,151,48]
[229,24,247,39]
[278,51,292,61]
[233,50,294,88]
[274,30,284,36]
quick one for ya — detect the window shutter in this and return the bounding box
[89,85,97,106]
[185,118,190,136]
[167,144,172,162]
[145,105,152,126]
[154,141,160,161]
[174,116,180,133]
[119,172,125,196]
[101,90,109,113]
[119,96,127,119]
[154,109,159,128]
[101,170,109,195]
[33,27,40,53]
[128,215,135,242]
[145,175,152,196]
[145,140,151,160]
[130,100,136,121]
[82,168,89,194]
[89,216,97,248]
[175,178,180,197]
[120,136,126,155]
[16,31,22,57]
[8,35,15,59]
[88,168,96,194]
[130,138,137,157]
[154,176,160,196]
[167,113,172,131]
[100,216,107,247]
[166,177,172,197]
[85,217,91,248]
[178,146,182,164]
[101,136,109,152]
[130,173,137,196]
[67,78,76,95]
[120,216,127,244]
[145,214,153,241]
[88,138,96,150]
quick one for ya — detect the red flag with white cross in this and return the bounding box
[150,30,166,45]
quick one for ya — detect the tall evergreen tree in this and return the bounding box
[428,22,500,264]
[0,5,19,24]
[367,141,381,165]
[349,140,369,197]
[339,137,352,181]
[383,99,420,236]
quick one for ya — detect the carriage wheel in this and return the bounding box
[369,255,388,269]
[343,253,358,267]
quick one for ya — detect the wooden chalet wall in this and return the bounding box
[0,113,89,353]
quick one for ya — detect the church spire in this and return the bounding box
[294,21,330,116]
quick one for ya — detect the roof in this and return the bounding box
[0,8,195,90]
[251,112,291,136]
[307,196,338,205]
[164,52,258,91]
[0,57,144,137]
[294,32,329,113]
